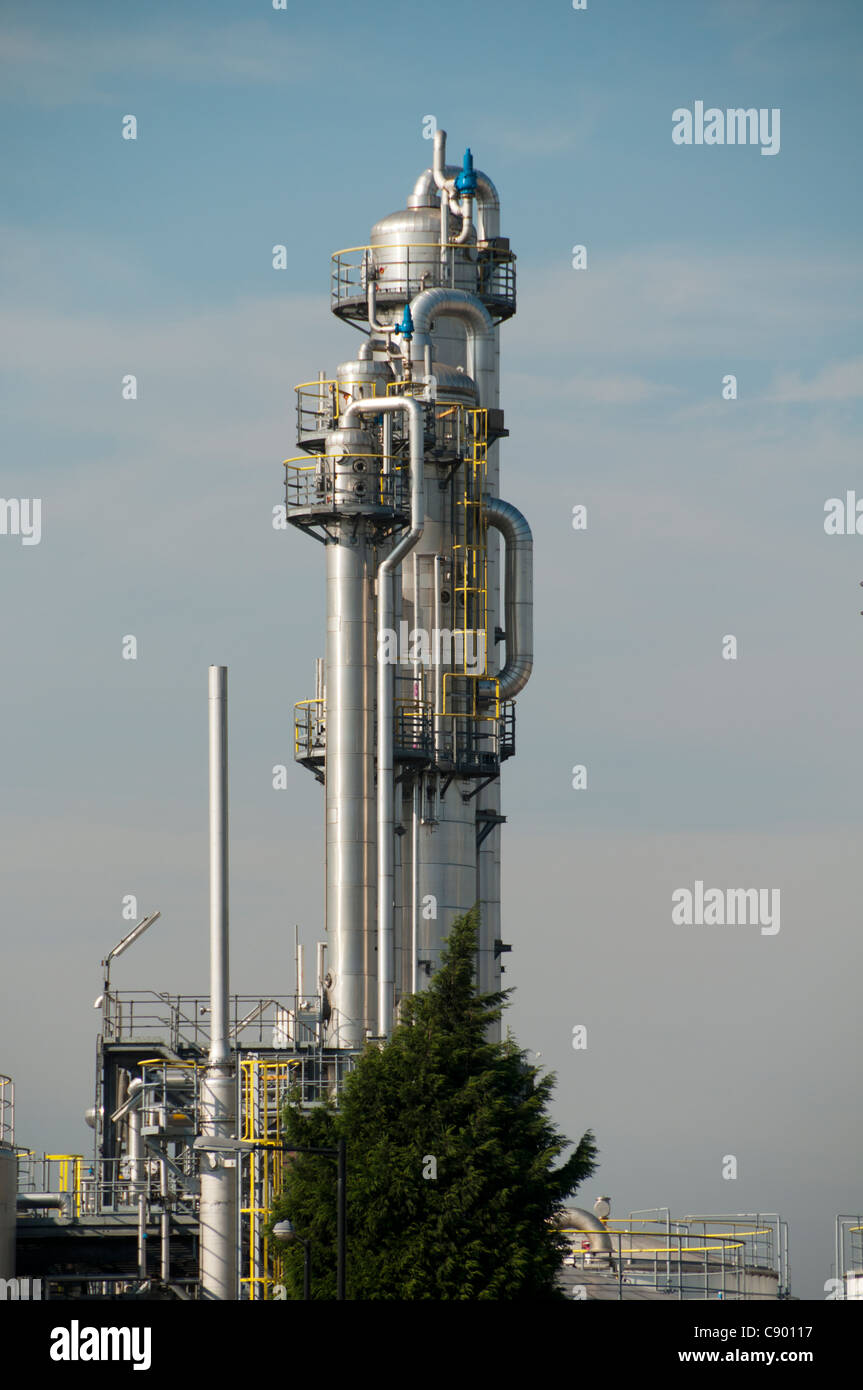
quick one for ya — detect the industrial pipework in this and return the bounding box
[287,128,530,1045]
[199,665,238,1300]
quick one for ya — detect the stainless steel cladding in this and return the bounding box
[287,129,531,1046]
[368,207,478,308]
[325,530,377,1045]
[324,427,382,510]
[335,352,394,402]
[199,668,238,1301]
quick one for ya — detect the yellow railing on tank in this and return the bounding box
[283,454,404,512]
[294,698,325,757]
[295,378,388,434]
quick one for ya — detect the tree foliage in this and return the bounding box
[269,907,597,1299]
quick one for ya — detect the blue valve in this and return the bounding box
[455,147,477,196]
[393,304,414,341]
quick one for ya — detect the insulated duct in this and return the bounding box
[484,497,533,699]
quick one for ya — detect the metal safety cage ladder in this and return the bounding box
[239,1058,301,1301]
[439,408,503,770]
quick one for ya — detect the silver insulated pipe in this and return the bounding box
[208,665,230,1068]
[407,288,495,413]
[199,665,238,1301]
[322,434,377,1048]
[339,396,424,1038]
[484,497,533,698]
[411,127,501,241]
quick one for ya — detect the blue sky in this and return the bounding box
[1,0,862,1299]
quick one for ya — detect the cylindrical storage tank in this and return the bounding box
[738,1268,780,1300]
[323,426,381,511]
[0,1145,15,1278]
[335,352,394,409]
[368,207,478,310]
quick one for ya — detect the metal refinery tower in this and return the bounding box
[287,130,533,1047]
[2,134,796,1310]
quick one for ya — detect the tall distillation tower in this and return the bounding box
[287,131,532,1048]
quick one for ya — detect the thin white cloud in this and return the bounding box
[765,357,863,403]
[0,21,315,107]
[511,250,863,363]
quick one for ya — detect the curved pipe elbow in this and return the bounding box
[558,1207,614,1255]
[432,130,448,190]
[412,166,499,240]
[409,286,494,337]
[453,194,474,244]
[17,1192,73,1220]
[407,288,495,405]
[485,496,533,700]
[367,280,393,337]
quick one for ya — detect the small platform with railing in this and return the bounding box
[330,241,516,325]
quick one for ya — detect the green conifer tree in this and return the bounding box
[269,907,597,1299]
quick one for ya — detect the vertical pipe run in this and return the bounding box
[373,403,423,1036]
[208,666,229,1068]
[200,665,238,1301]
[326,537,375,1046]
[382,413,392,475]
[336,1137,346,1301]
[433,554,443,758]
[159,1155,170,1282]
[411,779,419,994]
[137,1193,147,1279]
[340,397,424,1038]
[128,1079,146,1279]
[406,287,502,1001]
